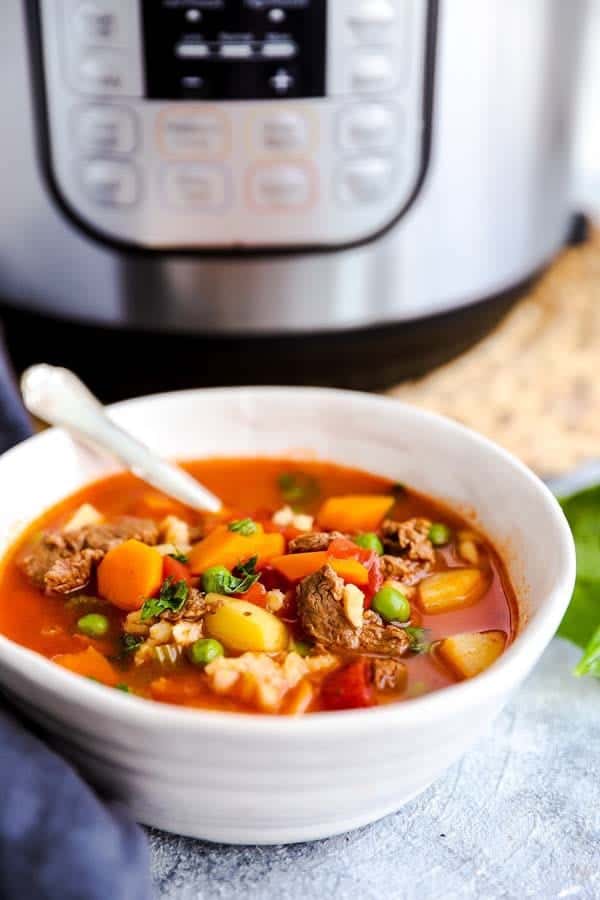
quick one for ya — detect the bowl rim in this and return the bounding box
[0,386,576,737]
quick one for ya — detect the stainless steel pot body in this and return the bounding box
[0,0,586,335]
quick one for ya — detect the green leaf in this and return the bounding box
[558,484,600,676]
[574,624,600,678]
[228,518,258,536]
[168,550,189,563]
[560,485,600,581]
[234,556,260,592]
[201,557,260,595]
[557,580,600,649]
[140,577,188,621]
[277,472,319,507]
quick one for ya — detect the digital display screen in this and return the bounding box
[245,1,310,7]
[143,0,325,101]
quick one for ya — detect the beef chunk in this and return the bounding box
[380,554,426,584]
[71,517,159,553]
[372,658,407,692]
[44,548,104,594]
[288,531,344,553]
[297,565,358,650]
[297,566,409,658]
[358,610,410,657]
[20,516,159,594]
[21,543,64,588]
[380,517,434,583]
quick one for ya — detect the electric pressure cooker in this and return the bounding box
[0,1,587,396]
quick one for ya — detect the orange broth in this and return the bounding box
[0,458,518,712]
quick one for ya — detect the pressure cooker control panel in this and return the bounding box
[37,1,434,249]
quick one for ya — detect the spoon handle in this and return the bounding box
[20,364,222,513]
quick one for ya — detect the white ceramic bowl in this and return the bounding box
[0,388,575,844]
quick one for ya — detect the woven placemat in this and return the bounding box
[388,229,600,476]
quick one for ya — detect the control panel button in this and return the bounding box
[249,163,315,210]
[268,9,286,24]
[269,68,295,95]
[348,0,397,41]
[175,41,210,59]
[261,41,297,59]
[73,2,124,46]
[81,159,139,206]
[158,108,229,158]
[180,75,208,97]
[163,164,228,210]
[75,105,137,155]
[351,52,397,93]
[337,157,394,205]
[338,104,400,153]
[253,110,311,154]
[77,49,134,95]
[219,43,253,59]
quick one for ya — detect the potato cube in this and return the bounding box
[417,568,485,614]
[438,631,506,679]
[205,598,289,652]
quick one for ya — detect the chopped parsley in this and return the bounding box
[140,577,188,621]
[64,594,102,609]
[119,633,144,656]
[404,626,430,654]
[168,550,189,563]
[228,518,258,536]
[202,556,260,595]
[277,471,319,507]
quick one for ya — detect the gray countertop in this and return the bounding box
[148,639,599,900]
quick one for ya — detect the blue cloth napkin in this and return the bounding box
[0,333,153,900]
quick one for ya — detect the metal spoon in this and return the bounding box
[20,364,222,513]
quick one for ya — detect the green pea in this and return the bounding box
[354,532,384,555]
[77,613,109,638]
[115,683,131,693]
[202,565,231,594]
[189,638,224,667]
[372,585,410,623]
[428,523,452,546]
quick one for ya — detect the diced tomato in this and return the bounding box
[260,519,280,535]
[256,564,290,593]
[282,526,302,544]
[363,551,383,610]
[321,659,374,711]
[162,555,194,586]
[279,589,298,622]
[239,581,268,607]
[328,537,362,560]
[260,519,302,547]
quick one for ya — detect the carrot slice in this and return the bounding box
[188,525,284,574]
[331,558,369,586]
[270,552,368,586]
[318,495,394,532]
[97,539,164,611]
[53,646,118,687]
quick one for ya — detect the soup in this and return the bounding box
[0,458,517,714]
